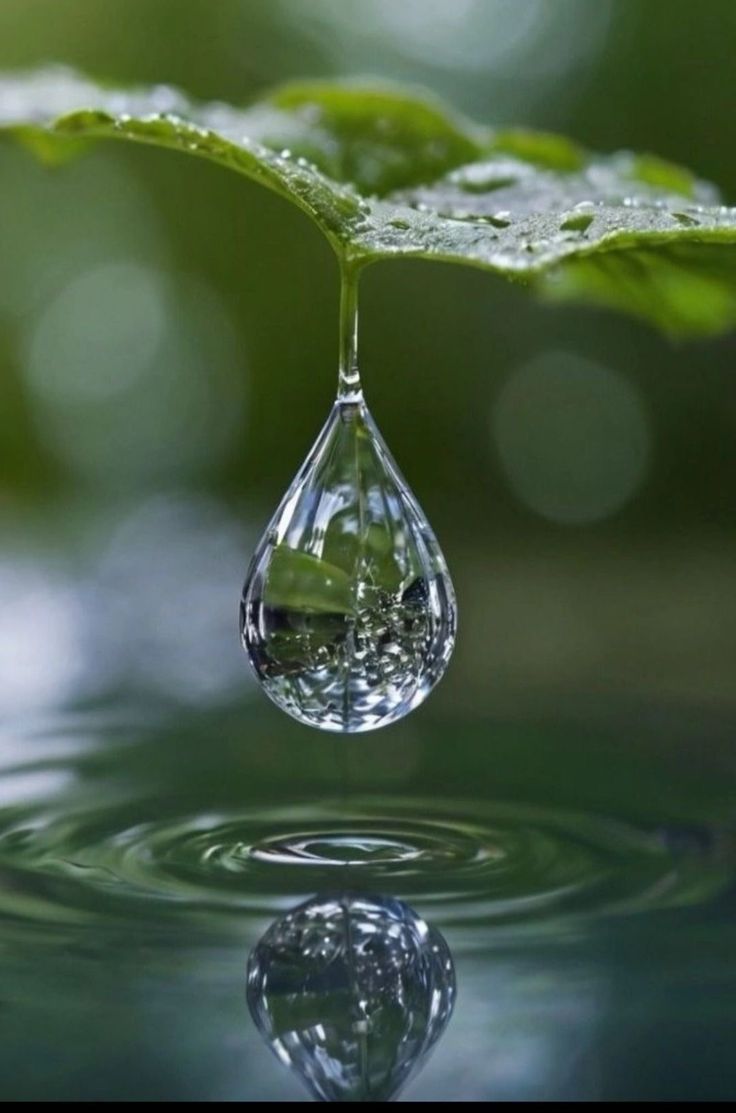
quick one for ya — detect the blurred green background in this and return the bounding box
[1,0,735,717]
[2,4,736,1103]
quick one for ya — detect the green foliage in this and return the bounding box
[264,547,354,615]
[3,66,736,336]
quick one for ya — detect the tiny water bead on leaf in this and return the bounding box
[240,267,456,731]
[247,893,455,1103]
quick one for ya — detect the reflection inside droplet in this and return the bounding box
[247,892,455,1102]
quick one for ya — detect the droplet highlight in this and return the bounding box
[240,265,456,732]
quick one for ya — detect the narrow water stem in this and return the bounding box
[336,736,350,808]
[337,260,363,402]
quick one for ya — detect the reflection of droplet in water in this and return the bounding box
[492,352,650,524]
[247,893,455,1102]
[240,265,456,732]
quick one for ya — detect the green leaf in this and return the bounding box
[2,66,736,336]
[264,547,354,615]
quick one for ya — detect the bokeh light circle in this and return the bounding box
[492,351,650,524]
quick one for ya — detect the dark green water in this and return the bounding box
[1,694,734,1101]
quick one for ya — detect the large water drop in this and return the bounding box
[240,266,456,732]
[247,893,455,1102]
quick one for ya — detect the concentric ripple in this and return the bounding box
[0,792,730,929]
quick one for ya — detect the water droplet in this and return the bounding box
[240,266,456,732]
[491,210,512,227]
[455,172,516,194]
[247,893,455,1102]
[560,212,594,233]
[672,211,699,226]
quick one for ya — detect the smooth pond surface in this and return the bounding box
[1,692,735,1101]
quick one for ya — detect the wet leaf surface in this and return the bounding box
[3,67,736,335]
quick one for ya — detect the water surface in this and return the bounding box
[1,694,734,1101]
